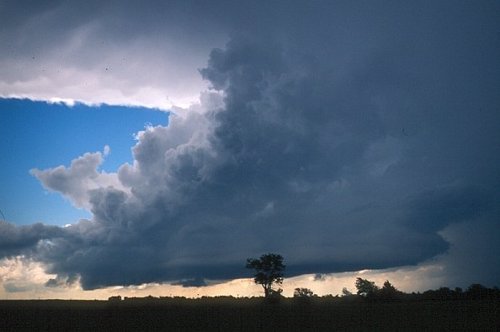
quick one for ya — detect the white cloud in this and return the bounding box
[31,147,128,209]
[103,145,110,157]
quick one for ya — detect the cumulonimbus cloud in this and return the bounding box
[1,1,499,289]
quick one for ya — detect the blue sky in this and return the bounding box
[0,0,499,299]
[0,98,167,225]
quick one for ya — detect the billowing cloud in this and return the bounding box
[31,146,126,209]
[1,1,499,290]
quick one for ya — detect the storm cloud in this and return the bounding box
[1,0,499,289]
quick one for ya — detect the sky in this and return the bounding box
[0,0,499,299]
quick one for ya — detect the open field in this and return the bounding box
[0,297,498,331]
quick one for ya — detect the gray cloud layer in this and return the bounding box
[1,0,499,289]
[0,0,225,107]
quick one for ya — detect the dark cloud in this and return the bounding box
[44,274,78,288]
[403,185,489,233]
[0,221,63,258]
[438,216,500,288]
[313,274,326,282]
[171,278,208,288]
[1,1,499,289]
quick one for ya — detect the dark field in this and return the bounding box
[0,297,498,331]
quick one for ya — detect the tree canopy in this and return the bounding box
[355,277,379,297]
[294,288,315,298]
[246,253,285,298]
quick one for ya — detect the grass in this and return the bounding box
[0,297,498,331]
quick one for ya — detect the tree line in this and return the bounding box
[245,253,500,301]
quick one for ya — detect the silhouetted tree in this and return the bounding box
[246,253,285,298]
[379,280,401,300]
[108,295,122,302]
[465,283,489,300]
[355,277,379,297]
[294,288,315,298]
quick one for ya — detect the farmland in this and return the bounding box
[0,296,498,331]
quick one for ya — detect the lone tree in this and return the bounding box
[246,253,285,298]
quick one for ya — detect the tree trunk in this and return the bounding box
[263,285,269,298]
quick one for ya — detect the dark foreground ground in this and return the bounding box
[0,297,498,331]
